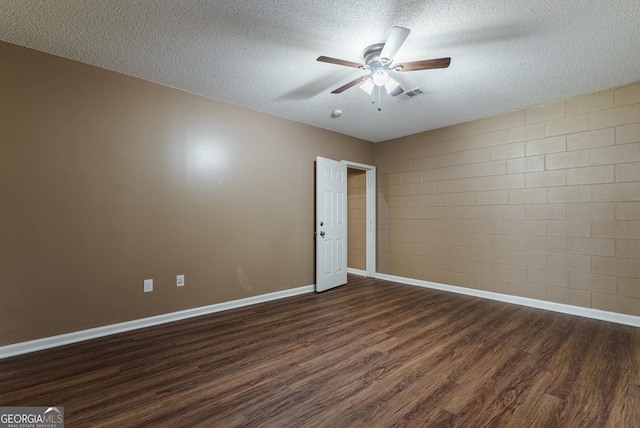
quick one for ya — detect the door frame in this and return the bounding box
[343,160,376,278]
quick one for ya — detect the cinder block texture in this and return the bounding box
[376,82,640,316]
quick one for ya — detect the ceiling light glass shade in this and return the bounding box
[388,84,404,97]
[384,76,400,93]
[360,78,374,95]
[372,68,389,86]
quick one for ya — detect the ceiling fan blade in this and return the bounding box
[331,75,370,94]
[395,57,451,72]
[380,26,410,63]
[317,56,364,69]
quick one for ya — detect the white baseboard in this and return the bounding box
[6,274,637,359]
[347,268,367,276]
[376,273,640,328]
[0,284,315,360]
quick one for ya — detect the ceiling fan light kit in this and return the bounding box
[317,26,451,111]
[372,67,389,86]
[359,78,375,95]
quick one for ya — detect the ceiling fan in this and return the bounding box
[317,26,451,99]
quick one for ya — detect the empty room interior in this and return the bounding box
[1,1,640,426]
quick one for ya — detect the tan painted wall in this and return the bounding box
[347,169,367,270]
[377,82,640,317]
[0,41,375,346]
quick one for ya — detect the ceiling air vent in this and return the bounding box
[401,87,427,100]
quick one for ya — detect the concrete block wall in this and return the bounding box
[376,82,640,316]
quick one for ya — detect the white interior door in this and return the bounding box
[315,156,347,292]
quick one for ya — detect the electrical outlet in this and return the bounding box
[176,274,185,287]
[144,279,153,293]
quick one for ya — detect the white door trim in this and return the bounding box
[342,161,376,278]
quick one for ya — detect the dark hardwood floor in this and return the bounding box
[1,275,639,427]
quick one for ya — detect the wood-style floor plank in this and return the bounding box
[1,275,639,427]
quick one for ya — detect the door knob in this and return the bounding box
[320,231,325,237]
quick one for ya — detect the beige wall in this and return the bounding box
[0,41,375,346]
[377,82,640,317]
[347,169,367,270]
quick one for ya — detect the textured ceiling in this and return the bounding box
[2,1,640,142]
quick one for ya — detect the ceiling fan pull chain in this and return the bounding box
[378,86,382,111]
[371,85,377,109]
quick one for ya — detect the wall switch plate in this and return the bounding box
[144,279,153,293]
[176,274,185,287]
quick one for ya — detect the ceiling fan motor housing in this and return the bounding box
[363,43,385,67]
